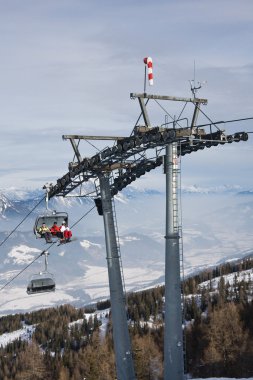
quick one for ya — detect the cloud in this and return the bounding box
[0,0,252,189]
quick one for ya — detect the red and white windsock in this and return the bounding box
[143,57,153,86]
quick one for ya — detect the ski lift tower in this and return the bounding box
[48,86,248,380]
[130,91,208,380]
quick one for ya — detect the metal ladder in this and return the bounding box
[172,143,187,376]
[172,143,179,234]
[171,144,184,283]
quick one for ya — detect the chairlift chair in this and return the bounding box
[33,211,68,239]
[27,272,56,295]
[34,184,69,239]
[27,251,56,295]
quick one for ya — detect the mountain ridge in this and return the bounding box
[1,183,253,221]
[1,184,253,315]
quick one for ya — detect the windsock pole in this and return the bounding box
[144,64,147,94]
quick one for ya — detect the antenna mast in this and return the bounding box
[189,60,206,99]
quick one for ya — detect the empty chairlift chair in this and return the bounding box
[27,272,55,295]
[27,251,56,295]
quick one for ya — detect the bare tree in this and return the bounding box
[204,303,249,377]
[15,341,49,380]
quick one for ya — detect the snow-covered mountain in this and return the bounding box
[0,193,17,218]
[0,183,252,220]
[0,185,253,316]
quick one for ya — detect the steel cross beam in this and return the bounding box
[63,134,126,141]
[130,92,208,104]
[48,127,248,200]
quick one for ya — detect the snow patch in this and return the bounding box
[8,245,41,265]
[80,240,102,250]
[0,324,36,348]
[119,235,140,245]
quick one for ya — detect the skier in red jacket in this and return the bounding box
[50,222,61,237]
[60,221,72,243]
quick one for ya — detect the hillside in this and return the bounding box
[0,257,252,379]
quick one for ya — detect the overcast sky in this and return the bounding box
[0,0,253,191]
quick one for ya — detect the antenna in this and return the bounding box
[189,60,206,98]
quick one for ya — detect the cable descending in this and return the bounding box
[0,205,96,292]
[0,252,42,291]
[0,196,46,248]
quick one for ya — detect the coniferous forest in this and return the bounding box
[0,257,253,379]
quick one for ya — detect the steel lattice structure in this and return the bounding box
[48,93,248,201]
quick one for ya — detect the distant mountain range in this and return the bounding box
[0,184,253,316]
[1,183,252,219]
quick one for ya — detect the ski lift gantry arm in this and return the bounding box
[48,93,250,201]
[130,92,208,131]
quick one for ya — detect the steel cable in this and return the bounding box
[0,196,46,248]
[0,205,96,292]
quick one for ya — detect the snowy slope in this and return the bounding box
[199,268,253,290]
[0,324,35,348]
